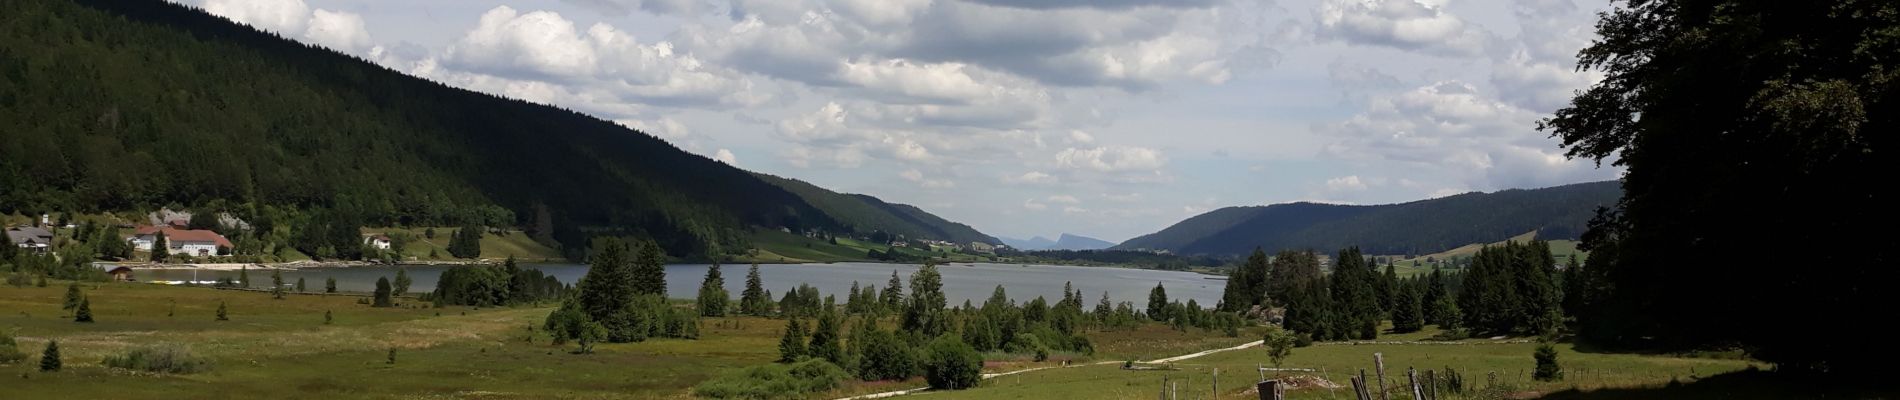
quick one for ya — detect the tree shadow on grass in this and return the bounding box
[1537,369,1897,399]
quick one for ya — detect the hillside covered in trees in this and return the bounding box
[1115,181,1618,256]
[754,174,997,245]
[0,0,992,259]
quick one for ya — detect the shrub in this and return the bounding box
[922,336,982,390]
[0,331,25,363]
[856,330,916,381]
[103,345,212,374]
[1264,327,1297,367]
[1533,343,1564,381]
[1441,366,1465,394]
[693,359,850,399]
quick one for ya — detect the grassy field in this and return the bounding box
[367,227,566,262]
[932,325,1761,400]
[0,279,1265,399]
[1381,232,1589,275]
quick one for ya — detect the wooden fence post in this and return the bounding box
[1408,367,1424,400]
[1349,376,1368,400]
[1374,353,1389,400]
[1425,369,1438,400]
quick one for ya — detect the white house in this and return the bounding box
[364,234,392,250]
[968,242,995,253]
[128,226,233,257]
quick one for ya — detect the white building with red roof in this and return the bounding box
[128,225,233,257]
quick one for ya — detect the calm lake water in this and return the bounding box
[131,262,1225,305]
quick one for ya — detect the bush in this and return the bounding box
[0,331,25,364]
[1263,327,1297,367]
[693,359,850,399]
[922,336,983,390]
[103,345,212,374]
[1441,366,1465,394]
[856,330,916,381]
[1533,343,1564,381]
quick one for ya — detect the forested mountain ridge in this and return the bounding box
[0,0,988,258]
[1115,181,1619,256]
[753,174,998,245]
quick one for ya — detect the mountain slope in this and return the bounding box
[754,174,997,244]
[1116,181,1620,256]
[999,236,1057,250]
[0,0,990,258]
[1047,233,1115,250]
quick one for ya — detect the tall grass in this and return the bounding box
[103,345,213,374]
[693,359,851,399]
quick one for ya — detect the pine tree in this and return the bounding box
[1094,291,1112,322]
[324,310,333,325]
[1533,343,1564,381]
[74,297,94,323]
[778,319,808,363]
[901,263,948,340]
[1147,282,1169,321]
[216,301,229,321]
[577,239,634,322]
[325,276,338,293]
[698,263,729,317]
[1220,248,1271,311]
[39,340,60,372]
[239,265,251,288]
[1380,264,1400,314]
[296,277,307,292]
[1330,247,1381,340]
[373,277,394,307]
[632,239,666,296]
[1391,283,1424,333]
[809,308,843,362]
[271,269,285,299]
[151,231,169,263]
[62,282,81,314]
[739,264,769,316]
[881,269,905,311]
[393,268,412,297]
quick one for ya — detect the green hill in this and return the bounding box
[754,174,997,245]
[0,0,989,260]
[1115,181,1620,256]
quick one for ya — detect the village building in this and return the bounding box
[127,225,233,257]
[364,234,392,250]
[5,226,54,253]
[93,263,135,282]
[968,242,995,253]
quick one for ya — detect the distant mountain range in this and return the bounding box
[1001,233,1116,251]
[1114,181,1621,256]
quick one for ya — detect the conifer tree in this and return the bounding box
[216,301,229,321]
[1147,282,1169,321]
[1220,248,1271,311]
[39,340,60,372]
[697,263,729,317]
[778,319,808,363]
[901,263,948,340]
[325,276,338,293]
[1391,283,1424,333]
[881,269,904,311]
[632,239,666,296]
[151,231,169,263]
[393,268,412,297]
[739,264,769,316]
[74,297,93,323]
[62,282,81,314]
[1534,343,1564,381]
[239,266,250,288]
[373,277,394,307]
[296,277,307,292]
[809,308,843,362]
[271,269,285,299]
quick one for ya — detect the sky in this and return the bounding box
[178,0,1623,243]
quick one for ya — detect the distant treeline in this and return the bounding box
[995,249,1225,271]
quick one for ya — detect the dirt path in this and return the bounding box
[832,339,1265,400]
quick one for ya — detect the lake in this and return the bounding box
[131,262,1226,305]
